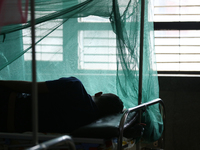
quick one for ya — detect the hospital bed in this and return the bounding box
[0,98,165,150]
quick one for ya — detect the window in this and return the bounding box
[78,30,117,70]
[155,30,200,71]
[78,16,118,70]
[23,12,63,61]
[154,0,200,73]
[154,0,200,22]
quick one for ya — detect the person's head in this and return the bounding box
[92,92,124,117]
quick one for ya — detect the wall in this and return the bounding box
[159,76,200,150]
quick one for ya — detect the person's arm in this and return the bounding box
[0,80,49,93]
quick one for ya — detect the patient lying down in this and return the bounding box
[0,77,123,133]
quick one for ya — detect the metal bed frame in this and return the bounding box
[25,135,76,150]
[118,98,166,150]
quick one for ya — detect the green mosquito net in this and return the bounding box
[0,0,163,142]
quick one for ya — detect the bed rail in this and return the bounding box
[25,135,76,150]
[118,98,166,150]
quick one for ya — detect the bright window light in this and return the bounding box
[154,0,200,72]
[23,12,63,61]
[154,0,200,22]
[155,30,200,71]
[78,30,117,70]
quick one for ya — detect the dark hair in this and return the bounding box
[96,93,123,117]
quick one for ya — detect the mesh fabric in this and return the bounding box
[0,0,163,142]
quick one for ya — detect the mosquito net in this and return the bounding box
[0,0,163,142]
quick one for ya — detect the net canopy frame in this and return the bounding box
[0,0,163,144]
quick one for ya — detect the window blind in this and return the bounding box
[154,0,200,22]
[23,12,63,61]
[154,0,200,72]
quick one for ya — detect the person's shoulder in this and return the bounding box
[45,77,82,92]
[46,77,81,84]
[58,77,83,86]
[59,76,80,82]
